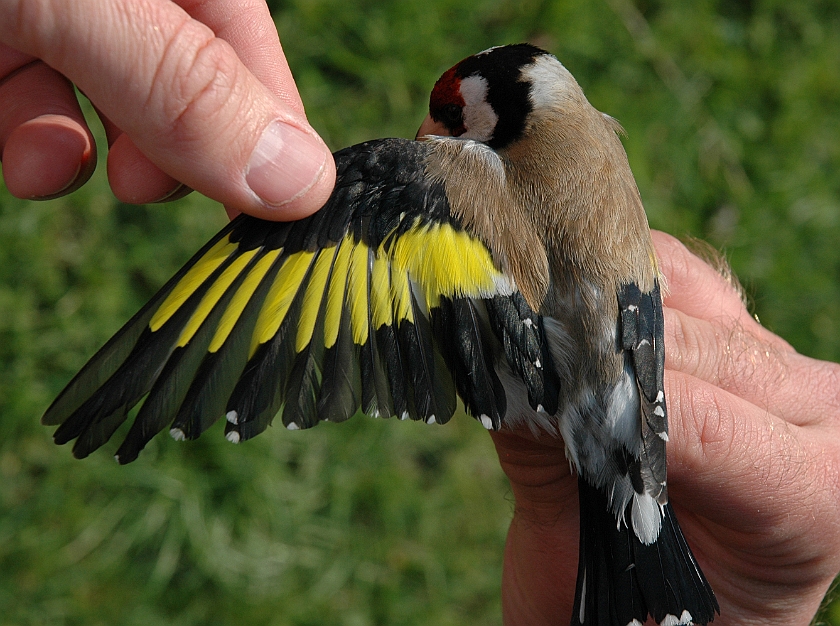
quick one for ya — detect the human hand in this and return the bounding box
[0,0,335,219]
[490,231,840,625]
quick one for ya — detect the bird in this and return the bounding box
[43,43,719,625]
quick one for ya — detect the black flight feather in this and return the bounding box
[403,285,456,424]
[55,254,237,456]
[170,253,285,440]
[362,249,398,420]
[632,504,719,624]
[573,477,650,626]
[226,262,314,440]
[434,297,505,429]
[115,249,264,463]
[485,293,554,414]
[317,305,361,423]
[395,294,447,424]
[375,321,409,419]
[42,221,238,427]
[537,317,561,416]
[282,263,333,431]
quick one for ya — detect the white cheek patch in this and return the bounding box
[459,75,498,142]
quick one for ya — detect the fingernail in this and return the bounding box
[151,183,192,204]
[246,120,327,207]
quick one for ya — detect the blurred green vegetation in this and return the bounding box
[1,0,839,624]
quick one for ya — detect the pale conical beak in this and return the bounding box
[415,115,451,140]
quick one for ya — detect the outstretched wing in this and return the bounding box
[43,138,560,463]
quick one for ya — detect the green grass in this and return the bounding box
[2,0,840,623]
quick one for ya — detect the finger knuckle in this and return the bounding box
[818,361,840,412]
[149,21,243,143]
[657,234,692,288]
[802,360,840,420]
[665,309,724,385]
[667,372,729,455]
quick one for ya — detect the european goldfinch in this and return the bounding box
[44,44,718,625]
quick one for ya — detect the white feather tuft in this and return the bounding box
[631,492,663,545]
[659,610,693,626]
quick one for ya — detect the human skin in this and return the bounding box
[491,230,840,625]
[0,0,335,219]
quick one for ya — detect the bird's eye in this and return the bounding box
[439,103,462,126]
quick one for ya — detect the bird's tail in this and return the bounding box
[571,478,719,626]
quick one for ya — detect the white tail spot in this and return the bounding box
[631,492,663,545]
[659,610,693,626]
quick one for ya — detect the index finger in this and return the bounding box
[655,232,840,427]
[653,231,793,350]
[174,0,303,112]
[0,0,335,219]
[100,0,315,208]
[652,231,750,323]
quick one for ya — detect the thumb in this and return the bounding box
[0,0,335,220]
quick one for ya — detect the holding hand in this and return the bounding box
[492,231,840,625]
[0,0,335,218]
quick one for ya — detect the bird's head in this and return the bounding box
[416,43,591,151]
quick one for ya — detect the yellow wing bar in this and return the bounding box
[148,219,514,360]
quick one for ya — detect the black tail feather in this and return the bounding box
[572,478,718,626]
